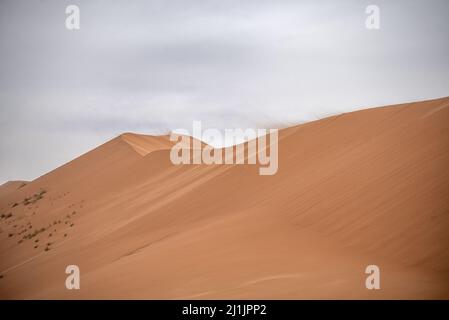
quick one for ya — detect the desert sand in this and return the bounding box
[1,97,449,299]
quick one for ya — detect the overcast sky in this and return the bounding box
[0,0,448,183]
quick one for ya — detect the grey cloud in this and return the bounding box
[1,0,449,182]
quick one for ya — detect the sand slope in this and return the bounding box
[1,97,449,299]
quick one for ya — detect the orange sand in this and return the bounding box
[1,97,449,299]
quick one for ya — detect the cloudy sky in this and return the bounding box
[0,0,448,183]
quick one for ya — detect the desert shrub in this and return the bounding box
[21,190,47,206]
[24,227,46,240]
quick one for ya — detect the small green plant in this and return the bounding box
[21,190,47,206]
[23,227,46,240]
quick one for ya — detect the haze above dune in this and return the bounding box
[1,97,449,299]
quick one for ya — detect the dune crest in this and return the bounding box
[119,133,173,156]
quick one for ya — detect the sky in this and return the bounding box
[0,0,448,183]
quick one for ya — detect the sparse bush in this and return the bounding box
[24,227,46,240]
[21,190,47,206]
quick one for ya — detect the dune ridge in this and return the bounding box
[0,97,448,299]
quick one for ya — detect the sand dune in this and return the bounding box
[0,181,27,200]
[1,97,449,299]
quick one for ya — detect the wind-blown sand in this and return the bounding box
[1,97,449,299]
